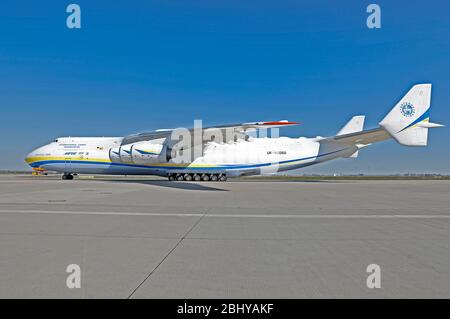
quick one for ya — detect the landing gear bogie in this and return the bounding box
[167,173,227,182]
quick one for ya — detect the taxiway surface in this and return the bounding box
[1,175,449,298]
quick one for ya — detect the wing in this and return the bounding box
[121,120,299,145]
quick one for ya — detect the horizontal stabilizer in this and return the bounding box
[349,150,359,158]
[417,121,444,129]
[327,127,391,145]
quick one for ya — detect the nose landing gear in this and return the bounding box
[62,173,74,180]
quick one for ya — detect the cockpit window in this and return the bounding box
[54,139,59,142]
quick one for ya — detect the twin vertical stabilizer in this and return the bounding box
[379,84,443,146]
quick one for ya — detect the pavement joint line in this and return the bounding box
[0,209,450,219]
[1,232,448,241]
[126,207,211,299]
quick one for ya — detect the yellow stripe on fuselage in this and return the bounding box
[26,156,109,164]
[25,156,227,168]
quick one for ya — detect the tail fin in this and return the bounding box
[379,84,443,146]
[337,116,365,158]
[337,115,365,136]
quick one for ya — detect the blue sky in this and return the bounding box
[0,0,449,173]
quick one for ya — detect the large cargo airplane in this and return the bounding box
[25,84,443,181]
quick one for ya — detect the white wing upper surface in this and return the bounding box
[121,120,300,145]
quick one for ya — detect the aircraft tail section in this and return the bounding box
[336,116,365,157]
[379,84,443,146]
[337,116,365,136]
[336,115,365,136]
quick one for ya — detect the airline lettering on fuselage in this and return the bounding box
[61,143,86,149]
[267,151,287,155]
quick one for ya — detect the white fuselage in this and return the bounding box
[25,136,356,177]
[25,84,441,178]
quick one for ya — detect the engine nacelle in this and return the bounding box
[109,142,165,164]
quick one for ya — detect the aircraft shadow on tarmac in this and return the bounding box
[107,179,228,191]
[237,179,332,183]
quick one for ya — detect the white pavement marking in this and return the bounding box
[0,209,449,219]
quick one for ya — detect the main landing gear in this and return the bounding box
[62,173,74,180]
[168,173,227,182]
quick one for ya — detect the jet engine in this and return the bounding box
[109,142,166,164]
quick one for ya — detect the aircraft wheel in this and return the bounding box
[168,175,175,181]
[62,175,67,180]
[219,175,227,182]
[202,174,210,181]
[193,174,201,181]
[176,174,184,181]
[210,174,218,181]
[184,174,193,181]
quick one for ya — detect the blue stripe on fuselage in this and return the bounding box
[29,148,350,170]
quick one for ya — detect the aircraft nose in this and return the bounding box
[25,149,39,167]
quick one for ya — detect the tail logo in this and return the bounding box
[400,102,415,117]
